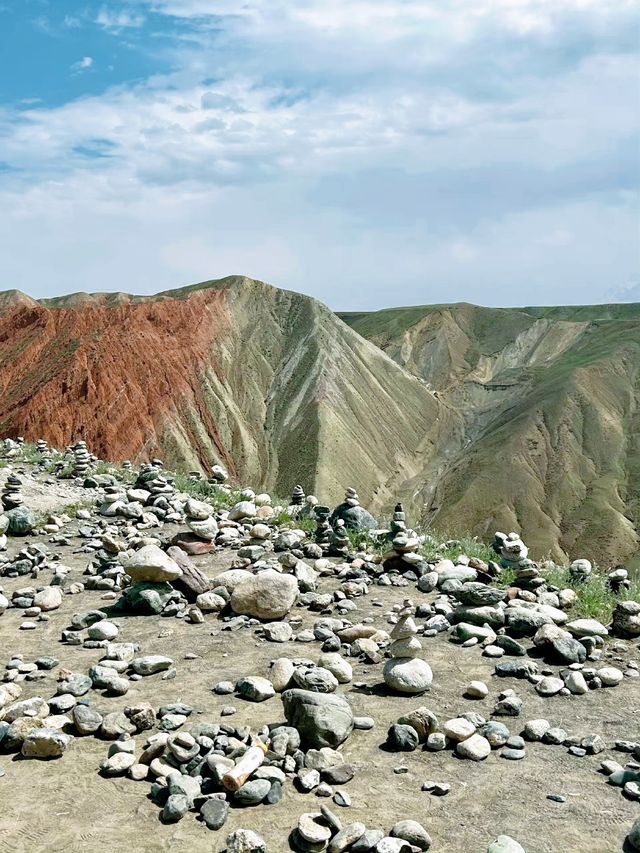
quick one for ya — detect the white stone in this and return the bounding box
[456,733,491,761]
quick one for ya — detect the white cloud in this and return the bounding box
[0,0,638,307]
[70,56,94,74]
[96,8,145,31]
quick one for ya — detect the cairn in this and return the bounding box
[328,519,350,558]
[36,438,51,459]
[493,531,528,564]
[569,559,592,582]
[382,503,423,573]
[383,598,433,694]
[2,475,24,511]
[330,485,377,531]
[314,505,333,552]
[72,441,92,477]
[287,484,306,517]
[209,464,228,484]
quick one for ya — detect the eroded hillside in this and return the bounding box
[341,303,640,565]
[0,277,458,518]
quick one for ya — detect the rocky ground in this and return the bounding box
[0,442,639,853]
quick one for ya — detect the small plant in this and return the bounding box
[61,501,94,519]
[19,443,44,464]
[417,529,495,564]
[56,463,76,479]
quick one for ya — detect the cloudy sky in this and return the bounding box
[0,1,638,310]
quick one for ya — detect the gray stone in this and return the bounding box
[282,689,354,748]
[231,569,298,620]
[236,676,275,702]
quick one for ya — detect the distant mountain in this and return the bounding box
[340,302,640,567]
[0,276,638,566]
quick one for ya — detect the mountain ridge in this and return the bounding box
[1,275,638,566]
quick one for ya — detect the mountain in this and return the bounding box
[0,277,457,516]
[0,276,638,566]
[340,302,640,567]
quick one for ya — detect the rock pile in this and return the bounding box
[383,600,432,694]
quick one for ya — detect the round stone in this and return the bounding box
[383,658,433,694]
[456,734,491,761]
[466,680,489,699]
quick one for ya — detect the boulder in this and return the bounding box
[282,688,354,748]
[122,545,182,583]
[231,569,298,620]
[21,728,73,759]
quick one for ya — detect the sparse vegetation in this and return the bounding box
[61,500,94,519]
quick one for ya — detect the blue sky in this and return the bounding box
[0,0,638,309]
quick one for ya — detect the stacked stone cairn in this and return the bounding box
[36,438,51,459]
[0,475,36,535]
[209,464,229,484]
[329,486,377,531]
[328,519,350,558]
[493,531,528,564]
[288,484,306,517]
[569,558,593,582]
[72,441,92,477]
[382,503,425,576]
[314,506,333,553]
[2,474,24,510]
[383,599,433,694]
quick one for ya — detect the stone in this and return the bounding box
[166,546,210,599]
[72,704,103,735]
[536,676,564,696]
[479,722,510,748]
[263,622,293,643]
[397,708,438,741]
[21,728,72,759]
[443,718,475,742]
[523,719,550,741]
[466,680,489,699]
[328,822,367,852]
[236,676,275,702]
[390,820,431,850]
[88,620,119,641]
[122,544,183,583]
[298,813,332,846]
[231,569,298,620]
[33,587,63,612]
[271,658,295,692]
[282,689,354,748]
[598,666,623,686]
[318,653,352,684]
[131,655,173,675]
[101,752,136,776]
[387,724,419,752]
[294,666,339,694]
[122,582,174,615]
[226,829,267,853]
[563,671,589,695]
[234,778,271,806]
[196,591,226,612]
[487,837,525,853]
[566,618,608,638]
[383,657,433,694]
[6,506,37,534]
[628,818,640,851]
[456,734,491,761]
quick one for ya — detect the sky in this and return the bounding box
[0,1,638,310]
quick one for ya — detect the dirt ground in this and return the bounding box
[0,476,638,853]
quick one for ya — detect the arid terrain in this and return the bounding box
[0,446,638,853]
